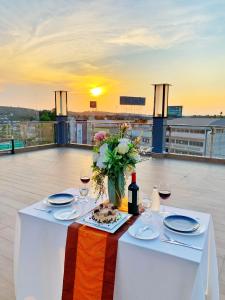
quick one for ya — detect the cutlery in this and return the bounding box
[34,207,52,213]
[135,225,151,237]
[161,239,203,250]
[161,233,202,250]
[63,209,77,219]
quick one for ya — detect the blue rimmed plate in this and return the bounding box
[47,193,74,206]
[163,215,200,233]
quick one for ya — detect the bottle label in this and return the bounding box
[128,190,132,203]
[128,190,139,204]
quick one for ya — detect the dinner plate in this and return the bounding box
[163,214,200,233]
[43,198,74,207]
[47,193,74,205]
[128,224,160,240]
[53,209,80,221]
[164,224,206,236]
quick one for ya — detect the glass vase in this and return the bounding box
[107,172,125,207]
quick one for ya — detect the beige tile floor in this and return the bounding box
[0,148,224,299]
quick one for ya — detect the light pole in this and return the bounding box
[55,91,69,145]
[152,83,171,154]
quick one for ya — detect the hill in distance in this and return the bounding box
[0,106,39,121]
[0,106,224,121]
[0,106,152,121]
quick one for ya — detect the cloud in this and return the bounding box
[0,0,224,87]
[107,27,194,49]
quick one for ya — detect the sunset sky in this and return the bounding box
[0,0,225,115]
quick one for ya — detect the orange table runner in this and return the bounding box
[62,215,136,300]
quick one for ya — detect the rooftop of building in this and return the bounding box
[0,147,225,299]
[167,117,225,127]
[77,116,225,127]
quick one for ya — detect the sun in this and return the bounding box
[90,87,103,97]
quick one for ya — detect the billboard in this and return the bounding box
[90,101,97,109]
[120,96,146,106]
[168,106,183,118]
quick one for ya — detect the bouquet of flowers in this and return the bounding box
[92,123,141,207]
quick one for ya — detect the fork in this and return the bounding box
[135,225,151,237]
[34,207,52,213]
[161,233,203,251]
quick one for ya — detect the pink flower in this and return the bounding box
[94,131,107,142]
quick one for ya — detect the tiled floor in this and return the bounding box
[0,148,224,299]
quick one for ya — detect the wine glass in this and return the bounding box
[79,170,91,202]
[137,210,153,235]
[158,182,171,215]
[141,193,152,212]
[80,169,91,185]
[79,185,89,202]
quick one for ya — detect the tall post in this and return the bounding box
[11,138,15,154]
[209,127,215,158]
[55,91,69,145]
[152,83,170,154]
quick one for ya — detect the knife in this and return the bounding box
[161,238,203,251]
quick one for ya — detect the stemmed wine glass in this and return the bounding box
[141,193,152,212]
[138,193,152,232]
[158,182,171,215]
[79,170,91,202]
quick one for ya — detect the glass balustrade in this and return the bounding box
[166,125,225,159]
[68,120,152,155]
[0,121,56,152]
[1,120,225,160]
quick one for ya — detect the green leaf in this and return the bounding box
[117,172,125,197]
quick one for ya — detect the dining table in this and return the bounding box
[14,188,219,300]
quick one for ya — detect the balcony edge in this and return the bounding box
[152,152,225,165]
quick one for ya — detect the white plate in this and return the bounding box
[43,198,74,207]
[164,224,206,236]
[128,224,160,240]
[53,209,80,221]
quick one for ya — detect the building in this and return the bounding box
[168,106,183,118]
[166,117,225,158]
[68,116,225,159]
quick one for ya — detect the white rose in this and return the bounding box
[93,152,99,163]
[117,142,129,154]
[96,155,106,169]
[129,152,141,162]
[119,138,130,144]
[99,143,108,155]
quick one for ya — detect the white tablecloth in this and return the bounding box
[14,188,219,300]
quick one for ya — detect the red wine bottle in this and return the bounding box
[128,172,139,215]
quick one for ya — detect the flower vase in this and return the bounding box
[107,173,125,207]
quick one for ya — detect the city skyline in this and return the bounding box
[0,0,225,115]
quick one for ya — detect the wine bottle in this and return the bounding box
[128,172,139,215]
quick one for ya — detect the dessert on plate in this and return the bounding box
[92,202,119,224]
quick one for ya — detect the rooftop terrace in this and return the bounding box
[0,148,225,299]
